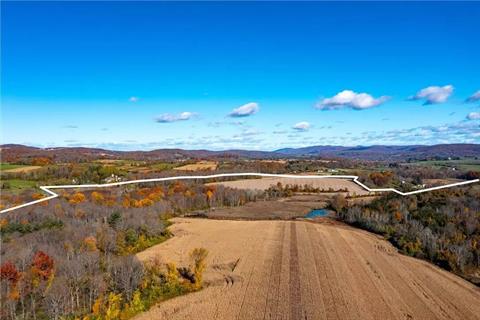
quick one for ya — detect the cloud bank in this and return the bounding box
[228,102,259,117]
[410,85,454,104]
[316,90,389,110]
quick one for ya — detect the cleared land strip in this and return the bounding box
[135,218,480,320]
[1,173,478,213]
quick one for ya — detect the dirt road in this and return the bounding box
[136,218,480,320]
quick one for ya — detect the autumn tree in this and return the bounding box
[368,171,393,187]
[331,194,347,213]
[189,248,208,289]
[68,192,86,204]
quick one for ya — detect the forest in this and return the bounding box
[0,180,263,319]
[337,185,480,285]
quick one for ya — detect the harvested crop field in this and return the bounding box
[136,218,480,320]
[1,165,42,173]
[174,161,218,171]
[208,177,369,195]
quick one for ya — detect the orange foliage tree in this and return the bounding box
[69,192,86,204]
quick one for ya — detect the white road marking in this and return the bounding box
[1,173,478,214]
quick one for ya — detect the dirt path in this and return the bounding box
[135,218,480,320]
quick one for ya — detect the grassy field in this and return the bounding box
[0,163,24,171]
[1,179,38,190]
[409,159,480,171]
[0,163,42,173]
[149,162,178,171]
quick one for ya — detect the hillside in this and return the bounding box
[1,143,479,162]
[275,144,480,160]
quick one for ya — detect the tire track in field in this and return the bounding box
[331,226,404,319]
[319,226,378,319]
[340,228,442,319]
[236,221,281,320]
[289,222,302,320]
[417,262,480,315]
[276,221,292,319]
[389,246,480,319]
[296,222,327,320]
[316,225,365,319]
[234,222,268,320]
[263,223,285,320]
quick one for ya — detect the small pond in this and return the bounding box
[305,209,329,218]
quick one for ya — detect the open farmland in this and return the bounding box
[0,164,41,173]
[136,218,480,320]
[208,177,370,195]
[174,161,218,171]
[408,159,480,172]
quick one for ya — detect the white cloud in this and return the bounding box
[466,90,480,103]
[155,112,196,123]
[228,102,259,117]
[129,96,139,102]
[316,90,389,110]
[292,121,310,131]
[467,112,480,120]
[410,85,454,104]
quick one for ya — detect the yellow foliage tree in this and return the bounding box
[190,248,208,289]
[91,191,105,204]
[105,293,122,320]
[166,262,179,284]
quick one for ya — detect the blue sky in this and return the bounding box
[1,2,479,151]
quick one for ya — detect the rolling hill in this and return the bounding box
[1,143,479,162]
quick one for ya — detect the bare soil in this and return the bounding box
[136,218,480,320]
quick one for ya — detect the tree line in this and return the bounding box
[337,186,480,285]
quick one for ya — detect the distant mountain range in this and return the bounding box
[274,144,480,160]
[1,143,479,162]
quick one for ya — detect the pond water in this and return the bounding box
[305,209,329,218]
